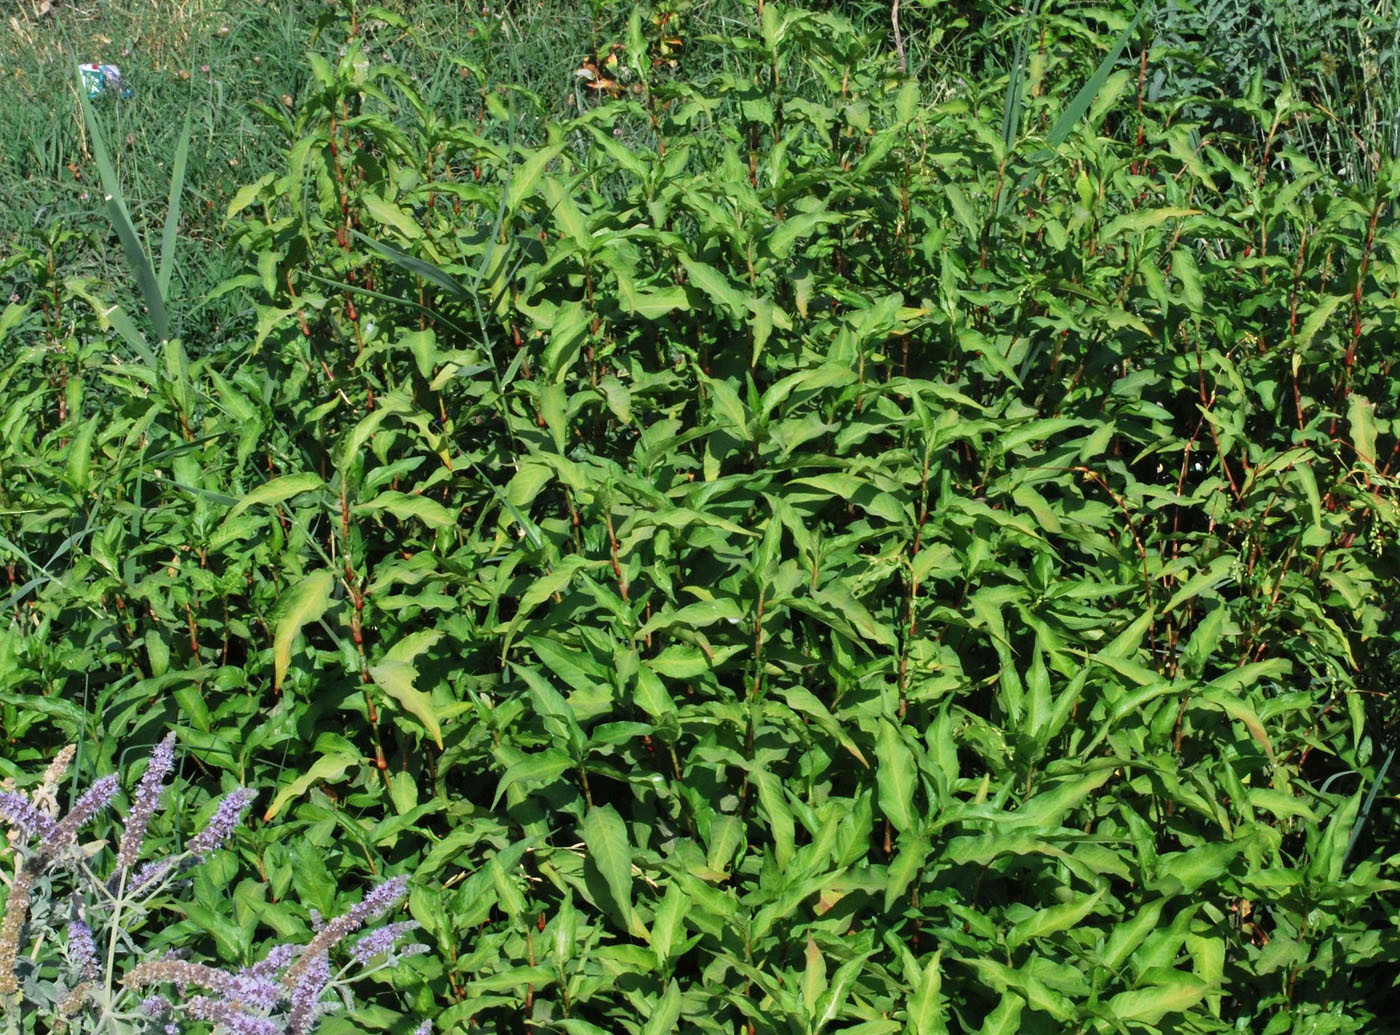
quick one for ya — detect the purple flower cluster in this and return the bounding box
[66,919,99,980]
[47,774,119,855]
[123,874,423,1033]
[131,855,177,892]
[0,790,56,840]
[351,919,420,965]
[0,739,431,1034]
[188,786,257,857]
[117,732,176,870]
[285,874,410,980]
[287,950,331,1035]
[187,994,282,1035]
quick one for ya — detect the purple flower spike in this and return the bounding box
[188,787,256,857]
[45,774,119,855]
[0,791,56,841]
[351,920,419,965]
[247,943,299,980]
[131,856,176,892]
[187,995,279,1035]
[67,919,99,979]
[118,733,176,870]
[357,874,410,920]
[284,874,412,981]
[287,951,331,1035]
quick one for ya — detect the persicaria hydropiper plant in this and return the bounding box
[0,734,429,1034]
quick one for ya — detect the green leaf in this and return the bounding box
[65,415,99,494]
[640,981,683,1035]
[543,175,592,253]
[876,720,917,833]
[362,192,425,240]
[979,993,1025,1035]
[369,658,444,749]
[1099,207,1200,243]
[224,473,325,522]
[1101,898,1166,970]
[582,804,640,937]
[766,209,839,261]
[1348,393,1378,464]
[1008,0,1155,201]
[752,766,795,871]
[802,933,827,1017]
[779,687,869,767]
[493,749,573,808]
[635,597,745,640]
[273,570,335,692]
[884,835,930,912]
[183,900,252,962]
[157,114,192,299]
[1106,975,1209,1025]
[1005,887,1106,950]
[353,230,471,300]
[814,950,873,1033]
[355,490,456,529]
[1045,2,1153,148]
[1172,247,1203,315]
[263,751,358,821]
[618,281,691,321]
[1152,838,1248,895]
[679,256,748,319]
[507,141,565,213]
[1196,690,1277,763]
[908,950,946,1035]
[77,75,168,342]
[1296,293,1348,349]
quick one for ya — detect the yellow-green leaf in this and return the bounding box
[224,472,325,523]
[263,751,359,821]
[273,570,335,691]
[1106,976,1208,1025]
[370,658,444,749]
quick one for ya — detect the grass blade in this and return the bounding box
[1009,0,1157,202]
[350,229,471,300]
[157,114,192,299]
[76,68,168,342]
[1045,1,1156,148]
[1000,2,1038,151]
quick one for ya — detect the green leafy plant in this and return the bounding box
[0,2,1397,1033]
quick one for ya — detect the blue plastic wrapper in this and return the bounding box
[79,63,131,100]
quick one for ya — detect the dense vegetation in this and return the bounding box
[1,0,1398,1032]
